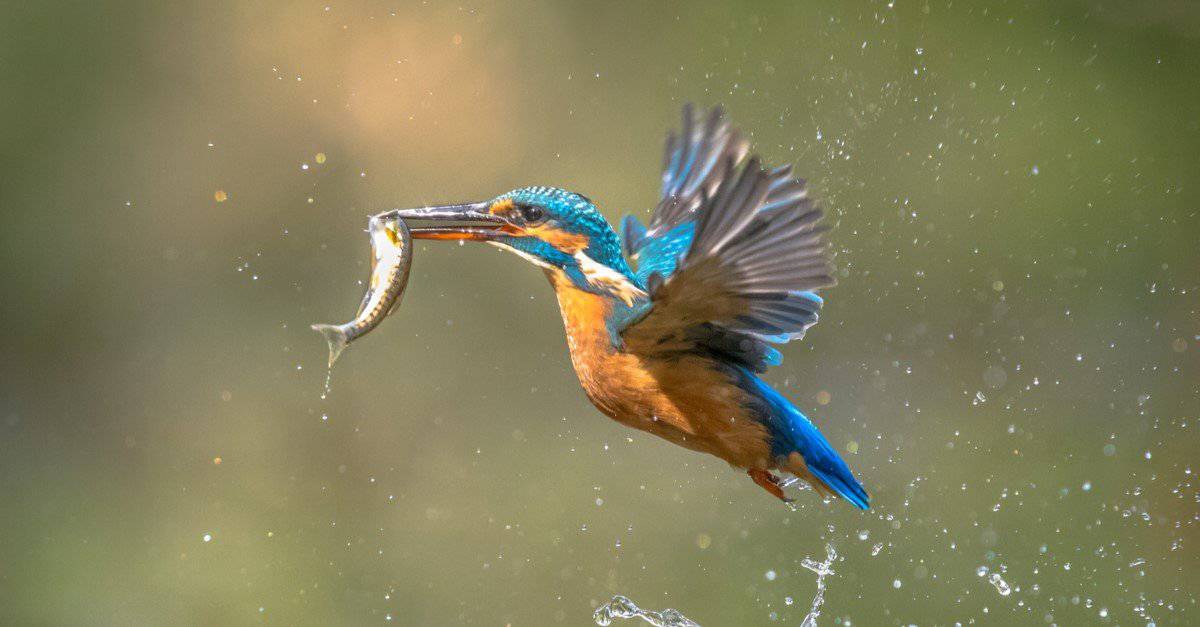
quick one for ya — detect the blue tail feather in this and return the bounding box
[735,368,870,509]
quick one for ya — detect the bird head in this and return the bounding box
[388,186,645,304]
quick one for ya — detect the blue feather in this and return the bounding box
[620,215,649,257]
[734,367,870,509]
[631,222,694,285]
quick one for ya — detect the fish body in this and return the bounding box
[312,215,412,366]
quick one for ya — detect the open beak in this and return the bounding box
[379,202,510,241]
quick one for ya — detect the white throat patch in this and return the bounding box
[573,251,647,306]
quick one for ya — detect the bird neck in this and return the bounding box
[547,270,623,360]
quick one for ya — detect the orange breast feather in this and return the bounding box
[549,274,773,469]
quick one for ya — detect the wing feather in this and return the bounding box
[619,105,834,370]
[650,104,749,233]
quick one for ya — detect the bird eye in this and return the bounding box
[519,204,545,223]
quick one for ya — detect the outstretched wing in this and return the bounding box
[619,105,833,371]
[621,103,748,281]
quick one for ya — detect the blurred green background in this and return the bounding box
[1,1,1196,624]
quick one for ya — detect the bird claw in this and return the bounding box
[749,469,793,502]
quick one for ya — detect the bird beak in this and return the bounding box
[379,202,510,241]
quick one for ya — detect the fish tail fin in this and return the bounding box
[311,324,350,367]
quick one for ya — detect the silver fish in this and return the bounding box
[312,215,413,366]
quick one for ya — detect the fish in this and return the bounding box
[311,214,413,367]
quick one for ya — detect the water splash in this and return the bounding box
[777,475,823,511]
[799,543,837,627]
[593,595,699,627]
[320,364,334,400]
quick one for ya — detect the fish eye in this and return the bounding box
[519,204,545,223]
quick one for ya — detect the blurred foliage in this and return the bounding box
[0,1,1196,624]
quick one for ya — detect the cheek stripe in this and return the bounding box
[526,225,590,253]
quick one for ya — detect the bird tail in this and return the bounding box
[781,420,871,510]
[311,324,350,367]
[737,368,871,509]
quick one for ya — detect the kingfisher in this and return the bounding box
[384,105,869,508]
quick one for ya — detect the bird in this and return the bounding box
[384,104,869,509]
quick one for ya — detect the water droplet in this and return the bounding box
[989,572,1011,596]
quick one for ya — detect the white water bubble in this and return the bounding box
[989,572,1012,596]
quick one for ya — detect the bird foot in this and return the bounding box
[749,469,793,502]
